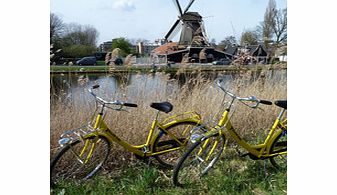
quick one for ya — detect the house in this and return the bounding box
[99,41,112,52]
[224,45,238,60]
[240,44,268,64]
[275,45,287,62]
[151,42,232,63]
[151,42,179,56]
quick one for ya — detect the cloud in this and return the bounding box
[112,0,136,12]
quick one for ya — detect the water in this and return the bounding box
[50,70,287,106]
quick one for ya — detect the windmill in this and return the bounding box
[165,0,209,47]
[152,0,232,63]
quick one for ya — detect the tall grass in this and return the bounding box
[50,68,286,164]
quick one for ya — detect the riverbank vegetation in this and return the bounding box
[50,68,286,194]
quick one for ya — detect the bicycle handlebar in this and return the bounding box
[88,85,138,109]
[216,79,272,108]
[123,103,138,107]
[259,100,273,105]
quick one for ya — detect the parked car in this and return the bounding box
[114,58,123,65]
[212,58,231,65]
[76,56,97,65]
[106,57,123,66]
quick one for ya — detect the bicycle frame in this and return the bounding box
[84,110,202,157]
[202,103,287,160]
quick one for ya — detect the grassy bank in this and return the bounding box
[51,148,286,194]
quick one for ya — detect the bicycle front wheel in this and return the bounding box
[269,130,287,169]
[173,132,226,187]
[153,121,201,169]
[50,135,110,187]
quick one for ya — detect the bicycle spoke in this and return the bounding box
[173,133,226,186]
[51,136,110,186]
[153,122,200,169]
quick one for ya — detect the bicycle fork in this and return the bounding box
[197,133,226,175]
[69,137,99,164]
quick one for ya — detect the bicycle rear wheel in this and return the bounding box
[153,121,200,169]
[50,135,110,187]
[269,130,287,169]
[173,132,226,187]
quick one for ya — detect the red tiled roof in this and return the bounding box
[151,42,178,55]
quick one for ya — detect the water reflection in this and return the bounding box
[50,70,286,105]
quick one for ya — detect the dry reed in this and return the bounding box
[50,69,286,164]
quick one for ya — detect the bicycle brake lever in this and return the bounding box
[114,107,129,113]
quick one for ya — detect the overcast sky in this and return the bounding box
[51,0,287,45]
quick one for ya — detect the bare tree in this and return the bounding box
[63,23,99,46]
[60,23,100,58]
[218,36,237,50]
[273,8,287,47]
[261,0,277,49]
[50,13,64,43]
[240,30,259,46]
[257,0,287,60]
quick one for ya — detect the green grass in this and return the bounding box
[51,153,286,195]
[50,65,110,72]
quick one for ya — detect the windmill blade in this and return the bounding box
[165,19,181,41]
[167,22,182,41]
[183,0,196,14]
[172,0,183,16]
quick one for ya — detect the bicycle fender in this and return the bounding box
[161,118,201,129]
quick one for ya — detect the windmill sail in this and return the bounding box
[183,0,196,13]
[165,19,181,41]
[158,0,234,63]
[167,21,182,41]
[165,0,198,44]
[172,0,183,16]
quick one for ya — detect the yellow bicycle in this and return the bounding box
[173,79,287,187]
[50,85,202,186]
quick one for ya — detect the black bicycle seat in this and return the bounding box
[150,102,173,113]
[274,100,287,109]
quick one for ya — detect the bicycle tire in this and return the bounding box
[153,121,201,169]
[173,132,226,187]
[269,130,287,169]
[50,135,110,187]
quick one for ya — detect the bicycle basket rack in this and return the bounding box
[58,124,95,147]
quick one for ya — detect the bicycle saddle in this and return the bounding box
[274,100,287,109]
[150,102,173,113]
